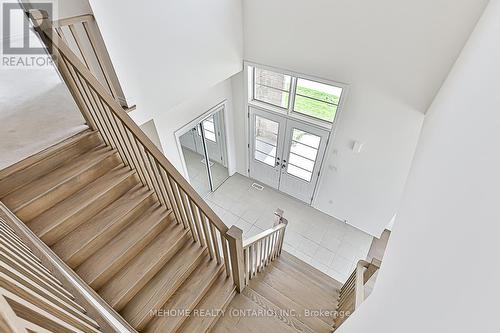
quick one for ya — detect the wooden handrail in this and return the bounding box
[51,14,94,28]
[0,202,135,333]
[29,10,229,235]
[226,209,289,293]
[28,9,290,300]
[243,223,287,249]
[29,9,231,282]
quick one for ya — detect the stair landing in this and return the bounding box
[212,251,342,333]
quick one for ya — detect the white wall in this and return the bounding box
[150,78,238,175]
[338,1,499,332]
[89,0,243,118]
[240,0,488,236]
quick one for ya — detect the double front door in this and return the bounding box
[249,107,329,204]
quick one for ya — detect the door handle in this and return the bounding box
[281,160,287,168]
[275,161,280,167]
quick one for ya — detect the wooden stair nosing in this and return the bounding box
[177,273,236,333]
[143,258,224,333]
[97,222,191,311]
[75,207,175,290]
[29,167,138,247]
[246,278,334,333]
[3,146,119,220]
[0,130,99,197]
[50,184,154,267]
[122,244,209,330]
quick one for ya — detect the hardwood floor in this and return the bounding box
[212,251,341,333]
[0,130,235,332]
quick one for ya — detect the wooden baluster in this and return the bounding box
[143,151,166,206]
[244,247,249,285]
[249,244,254,279]
[68,23,91,70]
[199,211,214,259]
[278,218,288,255]
[178,189,198,242]
[209,224,221,264]
[263,235,269,267]
[158,166,182,225]
[222,237,231,277]
[123,130,149,187]
[82,20,118,99]
[188,198,205,247]
[226,226,245,292]
[167,175,189,229]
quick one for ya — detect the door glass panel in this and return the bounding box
[254,115,279,166]
[287,164,312,182]
[287,129,321,182]
[289,153,315,171]
[292,129,321,148]
[290,142,318,161]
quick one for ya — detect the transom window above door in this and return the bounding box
[249,65,345,125]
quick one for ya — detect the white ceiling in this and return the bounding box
[243,0,489,114]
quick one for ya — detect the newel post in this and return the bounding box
[226,226,245,293]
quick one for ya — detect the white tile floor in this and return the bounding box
[204,174,373,283]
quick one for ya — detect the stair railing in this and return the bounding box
[29,9,231,279]
[334,258,381,329]
[0,202,135,332]
[51,13,134,111]
[226,209,288,292]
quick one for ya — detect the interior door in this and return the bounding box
[249,107,286,189]
[279,120,329,203]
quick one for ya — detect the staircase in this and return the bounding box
[0,9,381,333]
[0,130,235,332]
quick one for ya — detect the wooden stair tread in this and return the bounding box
[27,166,137,246]
[122,243,209,330]
[51,183,152,267]
[246,279,333,333]
[280,251,342,289]
[177,272,236,333]
[0,130,100,198]
[251,261,336,326]
[272,253,340,299]
[211,292,297,333]
[98,220,190,311]
[144,258,224,333]
[76,205,174,290]
[2,146,119,221]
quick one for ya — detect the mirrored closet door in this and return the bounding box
[179,106,229,197]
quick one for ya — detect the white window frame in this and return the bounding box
[247,62,349,129]
[243,61,350,206]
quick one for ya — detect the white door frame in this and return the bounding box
[243,60,350,206]
[174,100,232,183]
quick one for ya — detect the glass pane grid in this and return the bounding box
[253,68,292,109]
[286,128,320,182]
[293,78,343,123]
